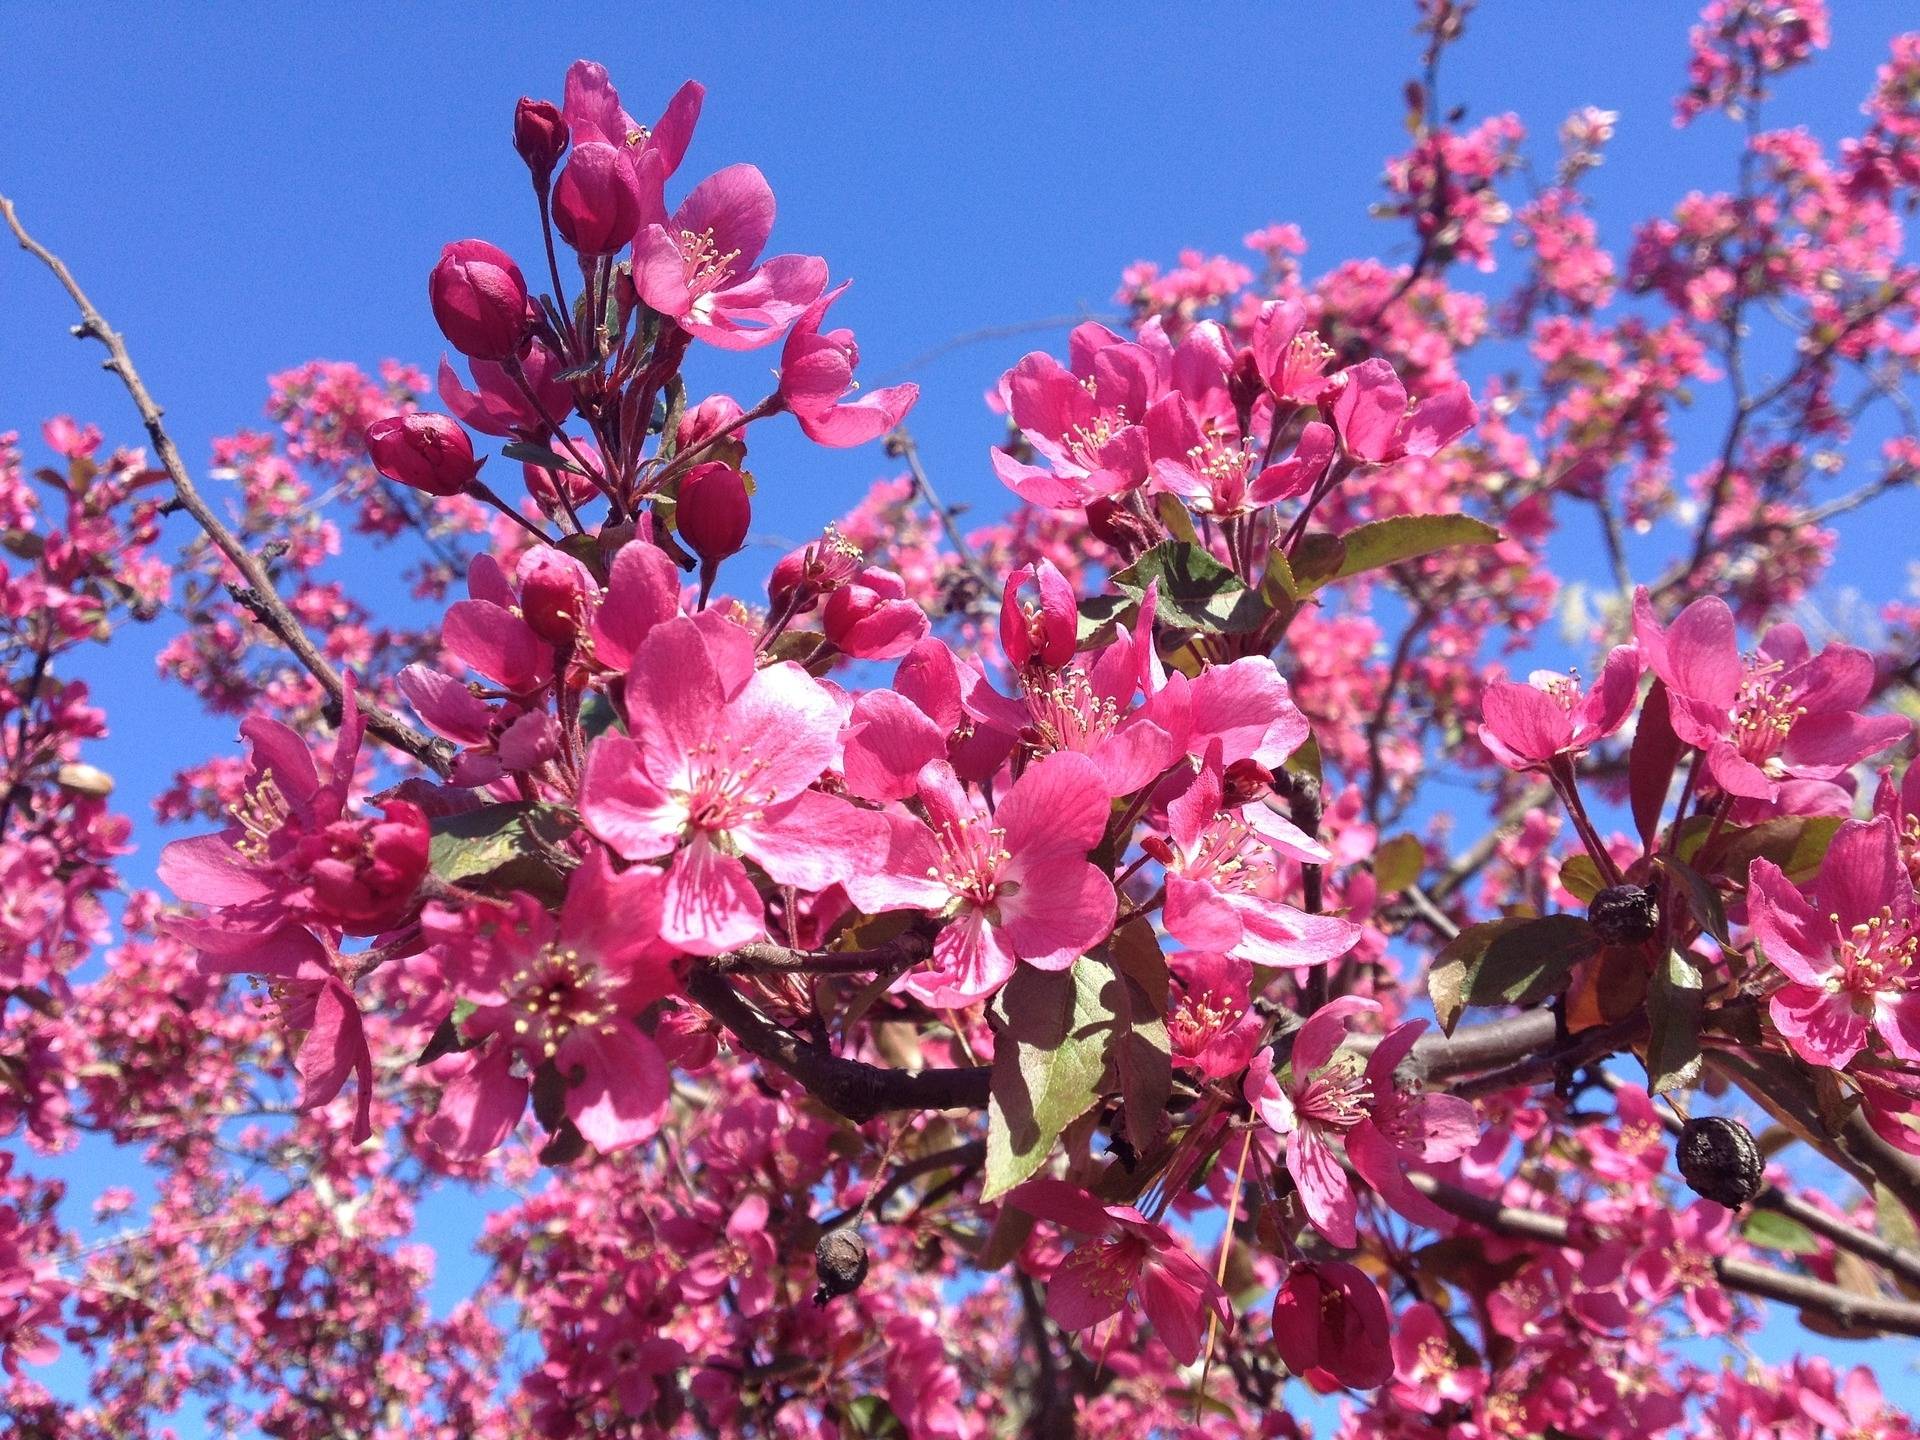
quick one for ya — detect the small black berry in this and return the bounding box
[814,1229,869,1305]
[1589,884,1659,945]
[1676,1116,1765,1208]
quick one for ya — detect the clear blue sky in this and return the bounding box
[3,1,1916,1424]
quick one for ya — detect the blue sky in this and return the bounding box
[4,0,1918,1427]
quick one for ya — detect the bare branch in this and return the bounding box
[1,193,452,776]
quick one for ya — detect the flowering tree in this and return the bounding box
[3,1,1920,1434]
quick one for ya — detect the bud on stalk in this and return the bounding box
[551,141,643,257]
[676,461,750,606]
[366,413,482,497]
[429,240,531,362]
[513,98,568,190]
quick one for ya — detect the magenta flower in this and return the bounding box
[1160,750,1360,970]
[425,851,678,1158]
[1477,645,1642,772]
[823,566,929,659]
[1390,1301,1488,1412]
[1270,1259,1393,1390]
[991,323,1165,508]
[437,341,574,438]
[1167,950,1263,1079]
[159,674,429,939]
[1249,301,1337,407]
[1006,1178,1230,1366]
[1634,589,1909,799]
[1749,815,1920,1070]
[844,753,1115,1007]
[634,165,827,350]
[778,283,919,446]
[428,240,530,363]
[1626,1200,1737,1335]
[1327,357,1477,464]
[364,412,482,498]
[1245,997,1475,1244]
[561,62,702,195]
[578,616,878,953]
[1343,1016,1480,1231]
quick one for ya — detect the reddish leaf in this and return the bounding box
[1629,678,1683,852]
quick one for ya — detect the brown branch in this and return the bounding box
[706,932,931,977]
[885,426,992,591]
[1412,1171,1920,1339]
[685,965,989,1123]
[1615,1075,1920,1291]
[1,193,452,776]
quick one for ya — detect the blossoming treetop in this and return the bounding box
[2,1,1920,1434]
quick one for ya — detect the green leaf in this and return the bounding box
[428,802,575,901]
[1295,514,1501,593]
[1645,949,1705,1094]
[1720,815,1844,884]
[502,441,586,475]
[983,961,1116,1200]
[842,1397,907,1439]
[1428,915,1599,1034]
[1741,1208,1821,1255]
[1558,854,1606,904]
[1110,541,1269,635]
[1103,925,1172,1153]
[1373,833,1425,896]
[1656,855,1732,952]
[1288,532,1348,592]
[577,690,622,739]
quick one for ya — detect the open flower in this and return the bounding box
[1327,357,1477,464]
[634,165,827,349]
[579,615,878,952]
[1006,1177,1230,1366]
[159,673,428,939]
[1160,746,1359,969]
[425,851,678,1157]
[1749,815,1920,1070]
[1477,645,1642,772]
[845,753,1115,1007]
[991,324,1165,509]
[778,282,918,446]
[1635,589,1909,800]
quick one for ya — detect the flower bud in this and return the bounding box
[675,462,751,564]
[429,240,530,362]
[516,545,598,647]
[676,394,748,468]
[825,567,929,660]
[513,98,568,188]
[551,140,643,257]
[813,1229,868,1305]
[769,525,863,614]
[1676,1116,1765,1209]
[1589,884,1659,945]
[366,412,481,497]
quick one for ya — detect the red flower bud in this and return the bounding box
[513,98,568,188]
[676,462,751,564]
[365,413,481,497]
[769,525,862,614]
[518,545,597,647]
[429,240,530,362]
[551,141,643,257]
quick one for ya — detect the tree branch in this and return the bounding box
[1412,1171,1920,1340]
[685,965,990,1123]
[1,194,452,776]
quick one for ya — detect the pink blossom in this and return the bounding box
[1750,816,1920,1069]
[823,566,929,659]
[159,674,428,938]
[578,615,877,952]
[1389,1301,1487,1412]
[1477,645,1642,772]
[1007,1177,1230,1366]
[437,343,574,439]
[845,753,1115,1007]
[425,851,678,1156]
[778,282,919,446]
[1327,357,1477,464]
[1634,589,1909,800]
[1270,1259,1392,1390]
[1159,749,1358,969]
[991,324,1165,508]
[634,165,827,350]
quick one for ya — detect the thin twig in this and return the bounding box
[1,194,451,775]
